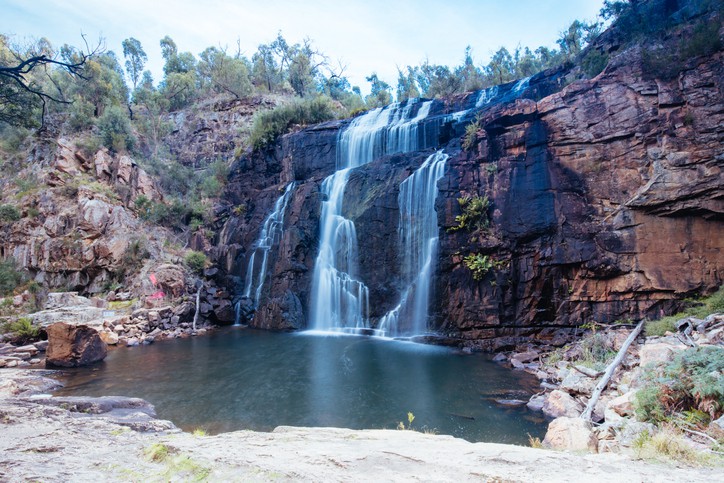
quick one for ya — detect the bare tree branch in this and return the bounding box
[0,35,102,128]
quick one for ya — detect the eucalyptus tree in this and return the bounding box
[122,37,147,90]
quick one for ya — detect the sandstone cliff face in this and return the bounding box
[437,49,723,348]
[216,47,722,345]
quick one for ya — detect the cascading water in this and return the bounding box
[309,99,433,333]
[241,182,296,308]
[379,150,448,336]
[475,84,500,108]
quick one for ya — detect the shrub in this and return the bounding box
[116,237,150,282]
[581,49,609,78]
[0,204,21,222]
[144,443,170,462]
[645,287,724,336]
[184,251,207,274]
[75,135,103,159]
[578,331,617,370]
[634,346,724,423]
[645,316,677,336]
[463,253,505,281]
[633,425,709,465]
[66,96,96,132]
[1,317,40,344]
[462,115,483,151]
[448,195,490,233]
[0,259,22,295]
[98,105,136,153]
[249,96,337,150]
[642,16,723,81]
[680,17,722,61]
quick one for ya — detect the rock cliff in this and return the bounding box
[216,44,722,346]
[0,135,165,294]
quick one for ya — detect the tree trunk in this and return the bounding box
[192,283,201,331]
[580,319,645,422]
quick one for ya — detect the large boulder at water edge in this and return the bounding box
[45,322,107,367]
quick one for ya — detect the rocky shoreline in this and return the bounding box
[1,368,721,482]
[1,291,214,368]
[497,313,724,457]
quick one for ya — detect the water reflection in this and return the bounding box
[54,328,546,443]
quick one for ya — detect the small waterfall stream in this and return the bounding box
[379,150,448,336]
[241,182,296,310]
[309,99,433,332]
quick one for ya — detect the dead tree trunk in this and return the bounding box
[192,283,201,332]
[580,319,645,422]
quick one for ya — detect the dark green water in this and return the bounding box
[54,328,547,443]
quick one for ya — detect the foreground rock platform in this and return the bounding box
[0,370,719,482]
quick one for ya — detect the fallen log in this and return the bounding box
[580,319,645,422]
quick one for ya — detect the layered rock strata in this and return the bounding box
[216,48,723,345]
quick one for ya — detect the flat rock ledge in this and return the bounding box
[0,370,719,482]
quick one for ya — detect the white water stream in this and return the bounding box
[309,99,433,333]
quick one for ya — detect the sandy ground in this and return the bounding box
[0,369,719,482]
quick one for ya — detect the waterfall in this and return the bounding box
[475,85,500,108]
[242,182,296,308]
[379,150,448,336]
[309,99,433,332]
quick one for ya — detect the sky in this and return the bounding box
[3,0,606,95]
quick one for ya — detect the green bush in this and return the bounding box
[578,332,617,370]
[1,317,40,344]
[680,16,722,60]
[116,237,149,281]
[0,204,21,222]
[463,253,506,281]
[184,251,207,274]
[66,96,96,132]
[98,105,136,153]
[0,259,22,295]
[646,287,724,336]
[448,195,490,233]
[581,49,609,78]
[645,316,677,336]
[634,346,724,423]
[249,96,337,150]
[462,115,483,151]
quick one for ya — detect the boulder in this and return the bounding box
[213,299,235,323]
[31,306,106,329]
[543,417,598,452]
[606,391,636,418]
[99,330,119,345]
[45,322,108,367]
[542,390,584,418]
[510,358,525,369]
[639,342,684,367]
[709,415,724,439]
[44,292,92,309]
[77,198,111,237]
[526,394,546,412]
[33,340,49,351]
[560,370,596,396]
[617,420,656,448]
[151,264,187,298]
[511,350,539,364]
